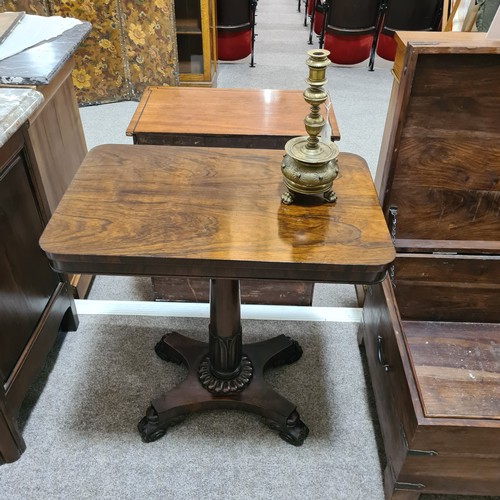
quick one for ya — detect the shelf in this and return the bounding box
[176,17,201,34]
[174,0,217,86]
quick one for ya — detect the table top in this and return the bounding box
[40,144,394,284]
[126,86,341,145]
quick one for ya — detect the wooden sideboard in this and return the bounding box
[0,124,78,464]
[22,59,92,298]
[0,20,93,298]
[360,32,500,499]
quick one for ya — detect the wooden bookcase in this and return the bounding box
[175,0,217,86]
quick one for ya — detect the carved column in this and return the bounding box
[198,279,253,393]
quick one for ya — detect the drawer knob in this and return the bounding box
[377,336,390,372]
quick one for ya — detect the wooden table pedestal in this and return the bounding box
[139,278,308,445]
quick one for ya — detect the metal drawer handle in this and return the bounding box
[377,336,390,372]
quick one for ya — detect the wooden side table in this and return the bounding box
[40,144,394,446]
[126,86,341,148]
[127,86,341,306]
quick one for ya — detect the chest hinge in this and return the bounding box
[401,425,438,457]
[387,206,398,285]
[394,481,426,491]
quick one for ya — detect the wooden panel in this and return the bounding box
[409,418,500,456]
[362,280,500,498]
[5,282,78,409]
[39,145,395,284]
[403,320,500,419]
[0,139,58,383]
[393,254,500,322]
[399,454,500,496]
[392,32,496,80]
[25,63,92,298]
[0,391,25,464]
[360,282,416,487]
[152,277,314,305]
[385,53,500,242]
[28,66,87,214]
[0,127,78,464]
[369,35,500,499]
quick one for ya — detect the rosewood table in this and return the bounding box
[127,86,341,306]
[126,86,341,148]
[40,144,394,446]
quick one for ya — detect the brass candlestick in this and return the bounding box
[281,49,339,205]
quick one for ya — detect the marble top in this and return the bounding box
[0,88,43,147]
[0,21,90,85]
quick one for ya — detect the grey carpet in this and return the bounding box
[1,1,496,499]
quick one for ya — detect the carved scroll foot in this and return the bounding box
[267,338,303,368]
[137,405,186,443]
[155,333,186,365]
[264,409,309,447]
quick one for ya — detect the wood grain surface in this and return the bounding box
[404,320,500,420]
[393,253,500,322]
[40,144,394,283]
[383,52,500,243]
[126,86,341,143]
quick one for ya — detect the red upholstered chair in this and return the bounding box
[324,0,380,65]
[307,0,330,48]
[218,29,252,61]
[302,0,315,27]
[375,0,442,61]
[217,0,257,66]
[313,9,325,35]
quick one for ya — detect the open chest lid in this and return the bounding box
[376,34,500,256]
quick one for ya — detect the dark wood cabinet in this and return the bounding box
[360,32,500,499]
[0,126,77,464]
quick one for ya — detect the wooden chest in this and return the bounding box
[359,33,500,499]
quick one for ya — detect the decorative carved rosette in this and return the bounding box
[198,354,253,394]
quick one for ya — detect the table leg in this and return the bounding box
[138,279,309,445]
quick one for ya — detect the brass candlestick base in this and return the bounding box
[281,49,339,205]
